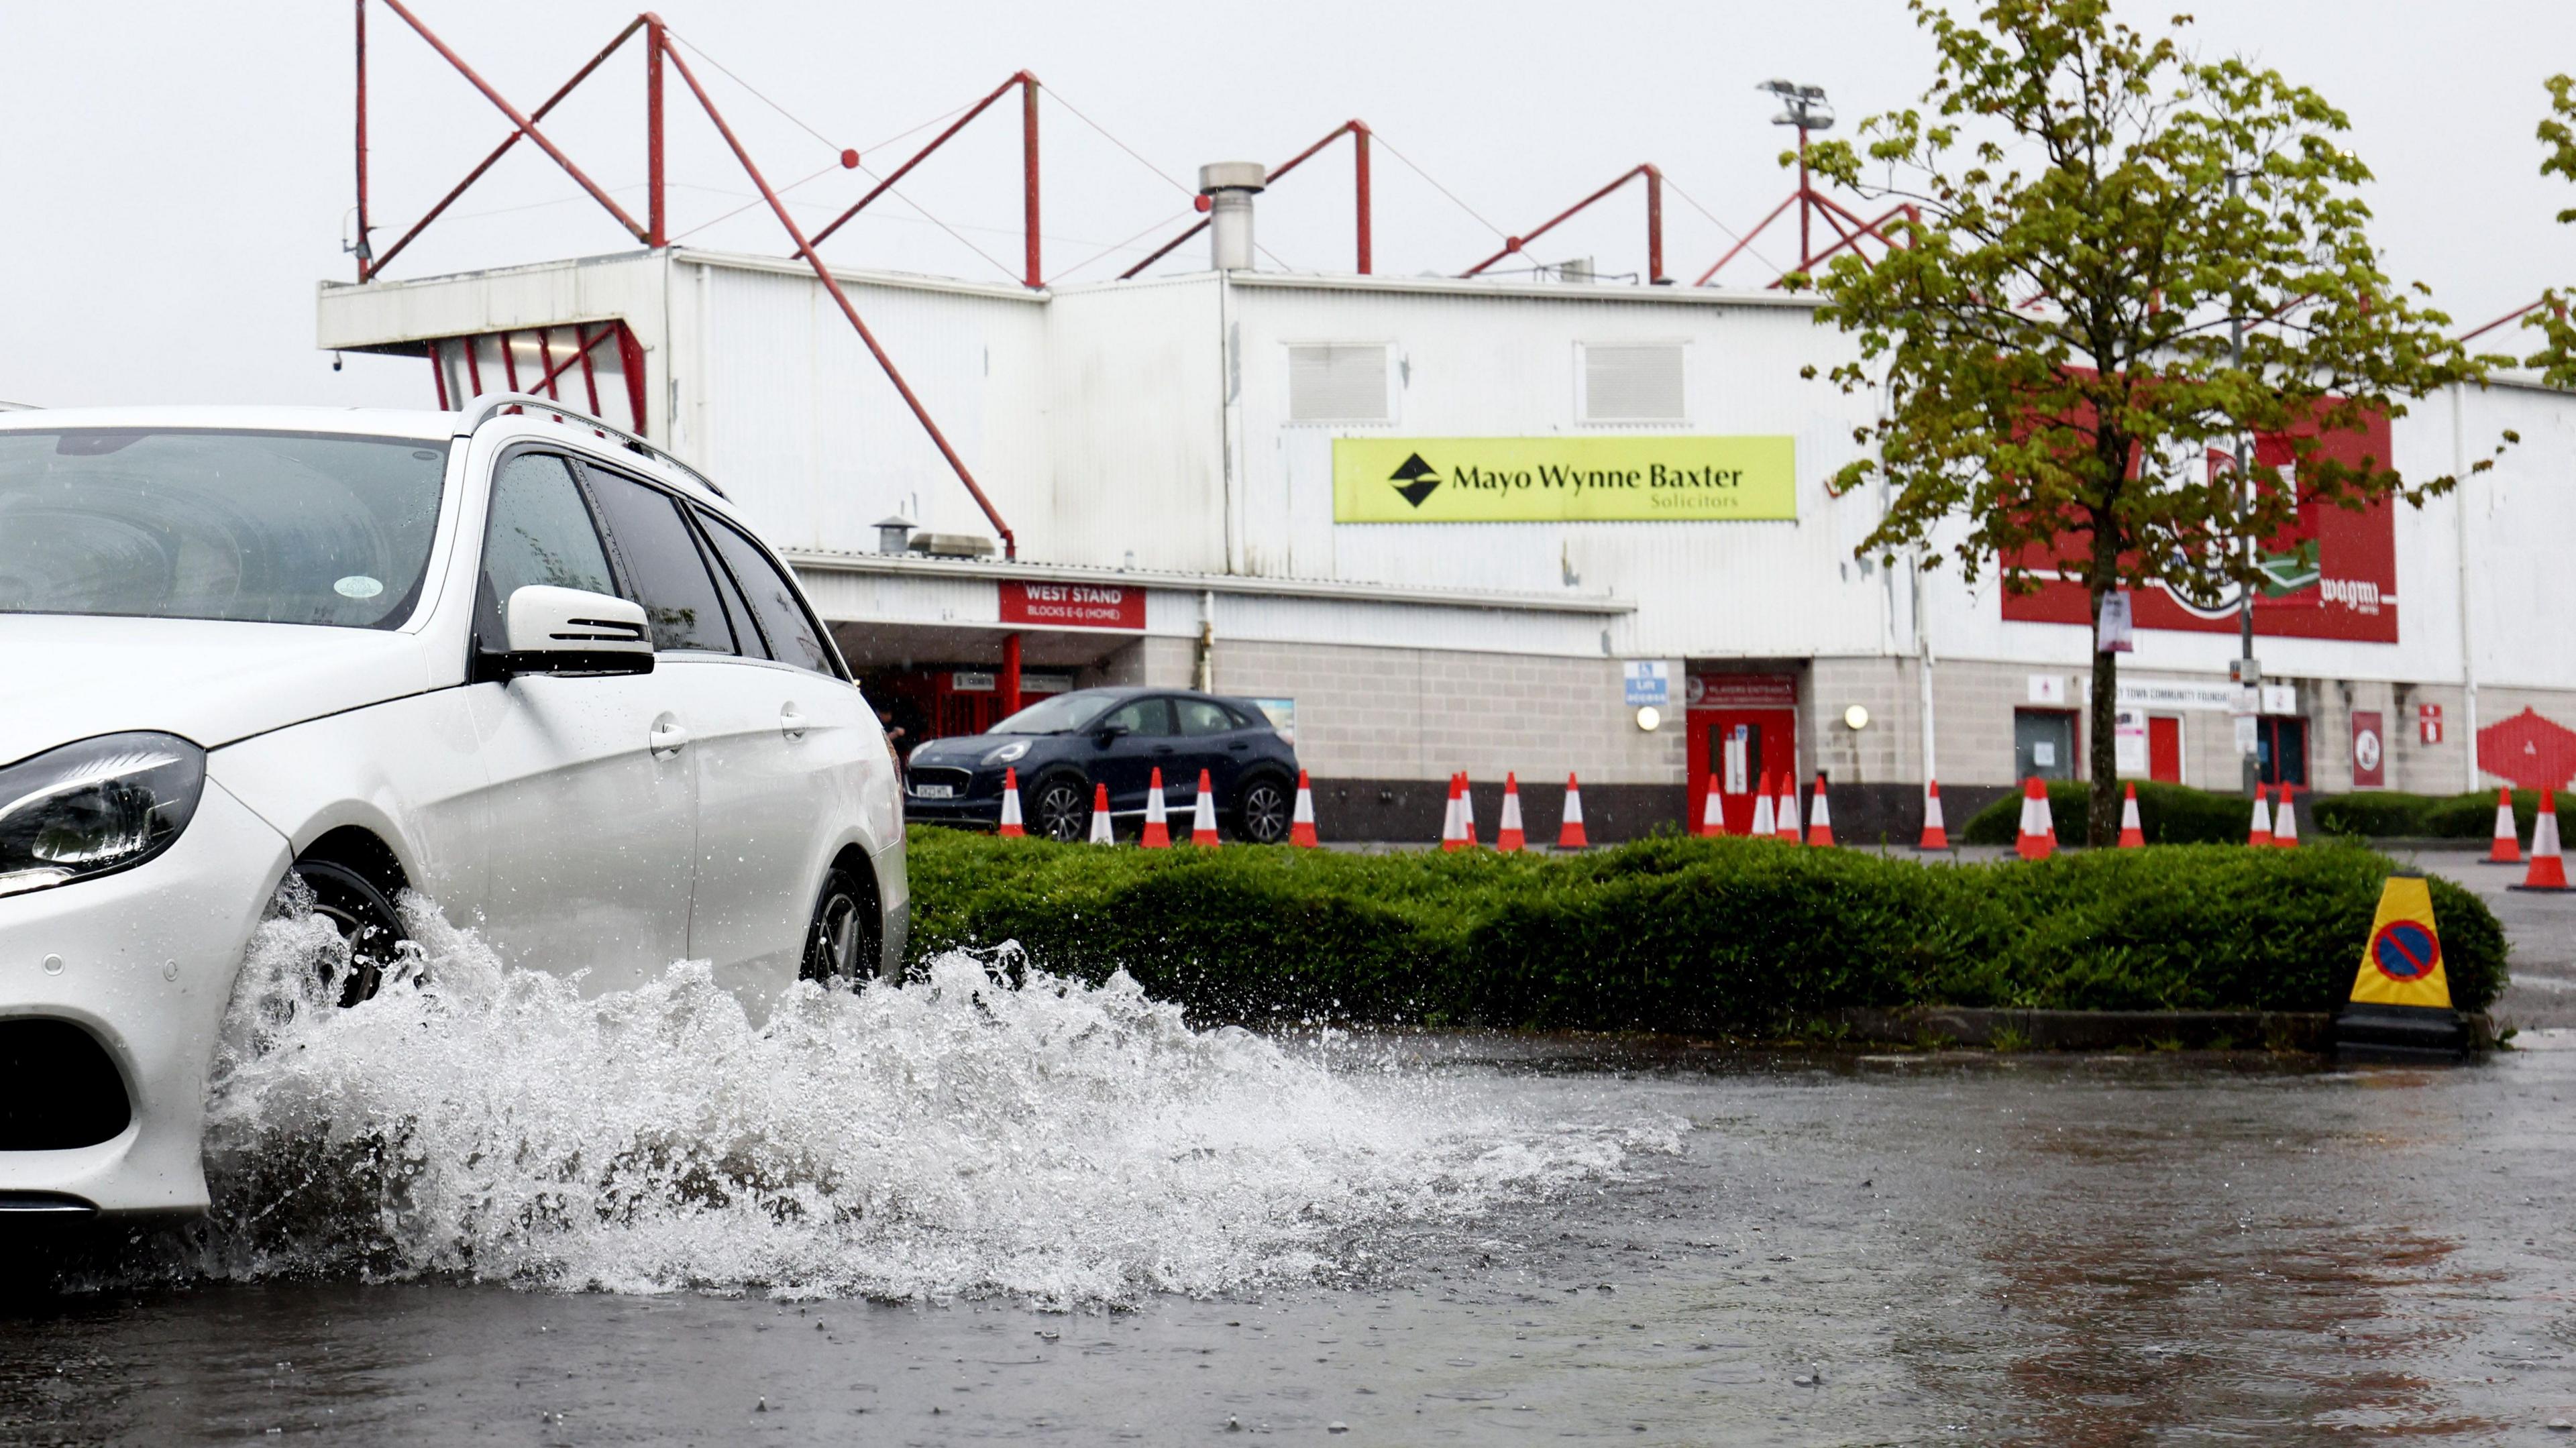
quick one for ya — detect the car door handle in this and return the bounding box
[1228,740,1249,751]
[649,718,690,755]
[1152,744,1175,755]
[780,704,808,740]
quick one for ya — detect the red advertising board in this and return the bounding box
[998,580,1144,631]
[2351,710,2385,788]
[1686,674,1798,708]
[2000,409,2400,645]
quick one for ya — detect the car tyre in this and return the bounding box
[802,863,881,988]
[1028,772,1093,843]
[1234,773,1295,845]
[291,858,405,1007]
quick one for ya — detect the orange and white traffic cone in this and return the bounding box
[2245,785,2273,848]
[1774,773,1803,844]
[1087,781,1114,845]
[1460,773,1480,847]
[2485,787,2523,865]
[1141,768,1172,849]
[1919,779,1951,852]
[1289,770,1320,848]
[1557,773,1590,850]
[2513,790,2570,892]
[1190,768,1220,846]
[1805,773,1835,847]
[2016,777,2055,860]
[2272,784,2300,848]
[1440,773,1467,852]
[2116,782,2145,848]
[1697,773,1724,837]
[1750,771,1776,838]
[1497,773,1527,852]
[997,767,1026,838]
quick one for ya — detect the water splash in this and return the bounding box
[196,897,1664,1303]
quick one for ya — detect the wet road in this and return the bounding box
[7,1040,2576,1445]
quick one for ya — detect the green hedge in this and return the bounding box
[1961,781,2571,847]
[905,829,2507,1035]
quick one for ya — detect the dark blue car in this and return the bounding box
[902,686,1302,843]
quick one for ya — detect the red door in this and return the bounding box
[1685,675,1799,834]
[2147,715,2182,783]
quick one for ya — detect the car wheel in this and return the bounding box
[1235,774,1294,845]
[291,858,405,1007]
[802,863,881,987]
[1030,773,1092,842]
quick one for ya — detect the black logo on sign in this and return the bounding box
[1389,453,1442,508]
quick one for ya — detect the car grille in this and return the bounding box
[0,1019,131,1151]
[907,765,975,796]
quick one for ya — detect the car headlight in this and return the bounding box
[0,732,207,898]
[981,740,1031,766]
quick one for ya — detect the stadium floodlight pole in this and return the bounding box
[1756,79,1833,268]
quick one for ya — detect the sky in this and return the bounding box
[3,1,2570,410]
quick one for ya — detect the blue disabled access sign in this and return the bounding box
[1624,660,1670,708]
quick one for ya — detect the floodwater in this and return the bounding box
[3,879,2573,1444]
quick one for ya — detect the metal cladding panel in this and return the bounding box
[1229,283,1888,658]
[792,566,999,628]
[2459,381,2576,691]
[690,262,1051,558]
[1043,278,1227,573]
[1212,590,1607,659]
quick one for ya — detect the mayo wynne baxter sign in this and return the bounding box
[1332,436,1796,524]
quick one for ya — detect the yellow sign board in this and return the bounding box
[1332,436,1797,524]
[2346,873,2452,1010]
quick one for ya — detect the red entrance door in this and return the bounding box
[1686,674,1799,834]
[2147,715,2183,783]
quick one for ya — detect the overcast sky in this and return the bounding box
[3,1,2569,410]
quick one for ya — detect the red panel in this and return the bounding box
[2350,710,2386,788]
[2000,408,2400,645]
[1686,674,1798,709]
[2148,716,2182,783]
[2478,708,2576,791]
[998,581,1144,630]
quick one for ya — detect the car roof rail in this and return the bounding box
[453,392,728,500]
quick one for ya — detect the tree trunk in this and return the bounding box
[2086,508,2123,848]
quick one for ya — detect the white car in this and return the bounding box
[0,396,908,1219]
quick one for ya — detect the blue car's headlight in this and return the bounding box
[0,732,206,898]
[981,740,1031,767]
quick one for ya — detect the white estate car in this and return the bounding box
[0,396,908,1219]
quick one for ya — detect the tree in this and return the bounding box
[2530,74,2576,386]
[1794,0,2499,845]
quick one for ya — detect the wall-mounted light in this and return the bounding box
[1635,705,1662,732]
[1843,704,1871,731]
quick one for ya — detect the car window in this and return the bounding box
[696,508,839,677]
[1100,697,1174,736]
[585,469,737,654]
[479,452,615,643]
[700,529,768,660]
[1177,699,1237,736]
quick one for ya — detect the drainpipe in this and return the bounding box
[1916,551,1937,791]
[2453,384,2480,790]
[1196,590,1218,692]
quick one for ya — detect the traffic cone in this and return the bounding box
[1141,767,1171,848]
[1694,773,1723,837]
[1190,769,1220,846]
[2273,785,2300,848]
[1460,773,1480,848]
[1918,780,1950,851]
[2485,787,2523,865]
[1774,773,1802,844]
[997,767,1026,838]
[2246,785,2273,848]
[2513,791,2570,891]
[1289,770,1320,848]
[1750,771,1776,838]
[1441,773,1467,852]
[1087,781,1114,845]
[1497,773,1527,852]
[2116,782,2145,848]
[1557,773,1590,850]
[1805,773,1835,847]
[2015,777,2055,860]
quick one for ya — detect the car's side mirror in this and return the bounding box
[488,585,654,677]
[1092,722,1130,744]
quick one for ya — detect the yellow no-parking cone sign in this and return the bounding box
[2332,872,2468,1062]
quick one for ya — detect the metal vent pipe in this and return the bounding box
[1199,162,1267,271]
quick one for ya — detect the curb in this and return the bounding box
[1828,1005,2498,1053]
